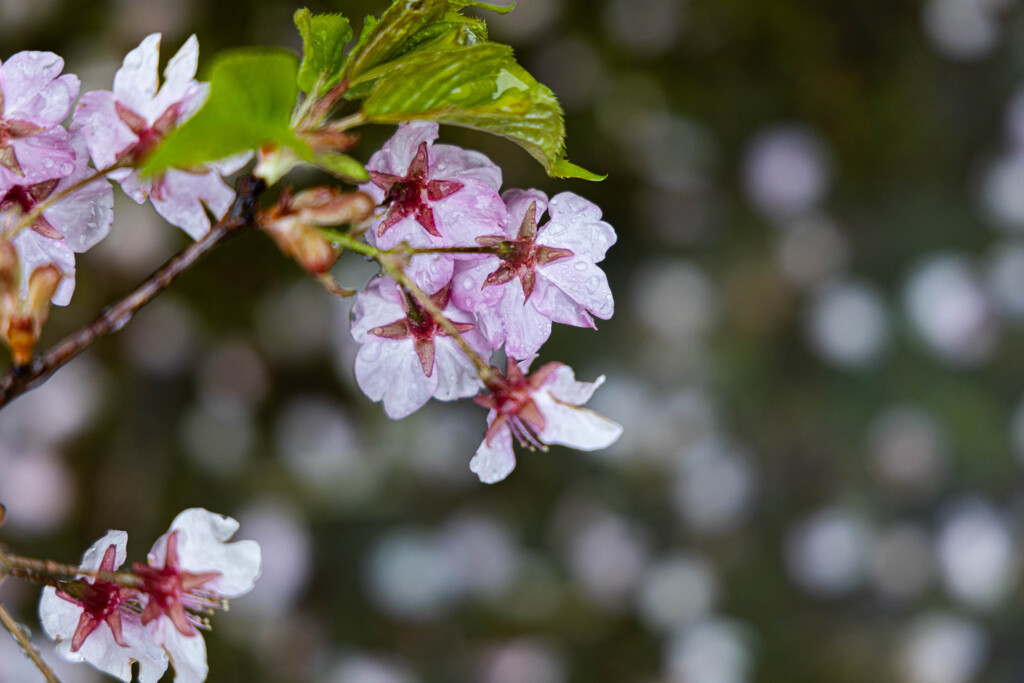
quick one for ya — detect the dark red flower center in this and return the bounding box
[133,530,222,637]
[369,283,475,377]
[369,141,463,239]
[479,202,572,302]
[476,358,560,450]
[55,544,136,652]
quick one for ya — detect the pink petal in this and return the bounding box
[350,278,406,342]
[451,257,504,313]
[502,188,548,237]
[540,192,617,262]
[74,91,137,169]
[367,120,439,177]
[469,420,517,483]
[1,52,78,127]
[2,127,74,192]
[538,256,614,320]
[150,168,236,240]
[43,132,114,252]
[499,284,553,360]
[433,144,502,190]
[528,278,595,329]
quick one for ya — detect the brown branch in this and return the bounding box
[0,175,266,410]
[0,597,61,683]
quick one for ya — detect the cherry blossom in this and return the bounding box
[361,120,506,292]
[5,132,113,306]
[0,51,80,197]
[452,189,616,359]
[74,34,248,240]
[39,530,170,683]
[350,275,491,419]
[134,508,261,683]
[470,359,623,483]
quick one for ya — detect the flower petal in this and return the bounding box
[156,508,262,597]
[534,392,623,451]
[469,420,516,483]
[541,192,617,262]
[538,256,614,320]
[0,52,79,127]
[113,34,162,118]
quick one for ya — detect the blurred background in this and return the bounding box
[2,0,1024,681]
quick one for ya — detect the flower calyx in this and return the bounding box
[370,141,463,239]
[479,201,572,301]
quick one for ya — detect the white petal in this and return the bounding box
[535,393,623,451]
[432,336,485,402]
[114,34,162,118]
[354,338,437,419]
[157,508,262,597]
[543,364,604,404]
[154,620,208,683]
[151,35,199,117]
[13,228,76,306]
[469,422,516,483]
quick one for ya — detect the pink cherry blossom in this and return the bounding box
[360,121,506,293]
[39,530,170,683]
[74,34,248,240]
[134,508,261,683]
[0,51,80,196]
[452,189,616,359]
[5,131,113,305]
[350,275,492,419]
[470,359,623,483]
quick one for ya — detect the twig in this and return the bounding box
[0,175,266,409]
[0,550,142,589]
[0,598,61,683]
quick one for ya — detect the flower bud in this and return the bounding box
[262,187,375,274]
[1,262,61,365]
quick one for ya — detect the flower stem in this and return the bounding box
[0,598,61,683]
[0,175,266,408]
[0,550,142,589]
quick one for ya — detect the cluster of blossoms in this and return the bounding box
[38,508,261,683]
[0,34,244,363]
[347,122,623,483]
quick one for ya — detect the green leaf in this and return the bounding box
[360,42,601,180]
[344,21,485,101]
[340,0,448,83]
[315,151,370,182]
[448,0,515,14]
[143,48,308,176]
[295,8,353,97]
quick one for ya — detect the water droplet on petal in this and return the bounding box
[574,262,588,272]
